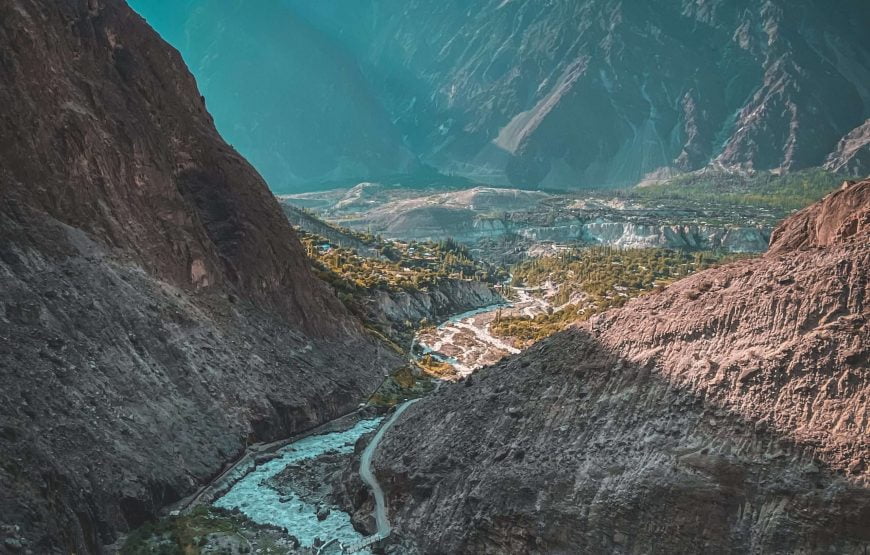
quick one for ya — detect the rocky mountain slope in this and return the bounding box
[278,201,505,345]
[825,118,870,177]
[136,0,869,190]
[365,280,503,347]
[368,180,869,553]
[0,1,401,552]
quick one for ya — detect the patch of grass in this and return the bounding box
[416,354,456,379]
[628,168,842,212]
[120,507,252,555]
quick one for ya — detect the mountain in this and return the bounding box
[133,0,870,191]
[126,0,418,193]
[0,0,400,552]
[363,180,870,553]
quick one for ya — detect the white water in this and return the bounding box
[213,418,383,549]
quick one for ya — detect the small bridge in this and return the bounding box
[342,531,389,553]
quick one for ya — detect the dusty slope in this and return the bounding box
[371,181,869,553]
[0,1,400,552]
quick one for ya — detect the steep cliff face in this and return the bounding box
[0,1,400,552]
[137,0,870,190]
[370,181,869,553]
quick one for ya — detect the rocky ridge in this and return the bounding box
[369,180,870,553]
[825,119,870,178]
[0,1,400,552]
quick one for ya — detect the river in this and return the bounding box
[414,286,550,376]
[210,293,542,551]
[213,417,383,551]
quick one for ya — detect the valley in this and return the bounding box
[119,180,869,555]
[1,1,867,554]
[279,169,843,268]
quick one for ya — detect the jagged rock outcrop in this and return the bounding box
[825,119,870,178]
[137,0,870,189]
[768,180,870,254]
[370,181,870,553]
[0,1,400,553]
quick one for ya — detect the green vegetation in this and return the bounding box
[415,354,457,379]
[120,506,277,555]
[368,365,437,407]
[625,168,842,212]
[298,230,508,318]
[492,246,750,347]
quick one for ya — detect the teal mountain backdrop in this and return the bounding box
[131,0,870,193]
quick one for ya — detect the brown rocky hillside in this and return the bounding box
[0,1,400,552]
[371,180,869,553]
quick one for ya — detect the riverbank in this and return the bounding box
[119,295,527,553]
[413,286,552,376]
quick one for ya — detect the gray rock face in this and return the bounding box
[0,1,400,552]
[369,181,870,553]
[365,280,504,345]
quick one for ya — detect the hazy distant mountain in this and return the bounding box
[128,0,418,193]
[134,0,870,191]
